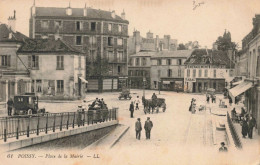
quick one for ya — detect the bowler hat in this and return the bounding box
[221,142,225,145]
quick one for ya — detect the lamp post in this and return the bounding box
[158,79,161,94]
[143,77,146,98]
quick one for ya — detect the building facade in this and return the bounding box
[0,14,31,102]
[150,50,193,91]
[184,49,235,93]
[29,3,129,92]
[236,14,260,135]
[128,51,156,89]
[128,30,178,55]
[17,38,86,99]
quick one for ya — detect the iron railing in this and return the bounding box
[0,108,118,142]
[226,112,242,149]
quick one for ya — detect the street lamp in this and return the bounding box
[158,79,161,94]
[143,77,146,98]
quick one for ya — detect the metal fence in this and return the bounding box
[0,108,118,142]
[226,112,242,149]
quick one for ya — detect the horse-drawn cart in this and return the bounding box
[142,96,166,114]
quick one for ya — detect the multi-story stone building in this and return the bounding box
[128,30,178,55]
[0,12,30,102]
[150,50,193,91]
[230,14,260,135]
[29,3,129,92]
[128,51,156,89]
[184,49,235,93]
[17,38,85,99]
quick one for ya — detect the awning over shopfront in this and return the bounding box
[79,77,88,83]
[229,81,253,99]
[163,81,170,84]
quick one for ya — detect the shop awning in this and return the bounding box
[79,77,88,83]
[229,81,253,98]
[163,81,170,84]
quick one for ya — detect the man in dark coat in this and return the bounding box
[219,142,228,152]
[129,101,134,118]
[7,98,14,116]
[135,118,142,140]
[241,117,248,138]
[248,115,256,139]
[144,117,153,139]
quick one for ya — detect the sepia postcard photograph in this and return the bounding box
[0,0,259,164]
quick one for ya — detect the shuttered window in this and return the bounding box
[0,55,10,67]
[57,56,64,70]
[28,55,39,69]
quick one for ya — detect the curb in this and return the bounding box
[110,126,130,148]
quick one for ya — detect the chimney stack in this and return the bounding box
[111,10,115,18]
[121,9,125,20]
[8,10,16,32]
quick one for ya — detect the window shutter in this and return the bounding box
[7,55,11,67]
[36,56,39,68]
[28,55,31,68]
[61,56,64,69]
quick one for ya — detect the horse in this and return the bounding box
[142,96,157,114]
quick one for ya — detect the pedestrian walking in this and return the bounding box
[7,98,13,116]
[228,96,232,106]
[206,95,210,104]
[248,115,256,139]
[135,96,140,110]
[144,117,153,139]
[135,118,142,140]
[219,142,228,152]
[241,117,248,138]
[129,101,134,118]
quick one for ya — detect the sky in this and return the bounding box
[0,0,259,49]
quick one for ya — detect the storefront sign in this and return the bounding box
[185,78,196,82]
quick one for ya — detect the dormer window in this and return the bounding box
[66,7,72,16]
[41,20,49,29]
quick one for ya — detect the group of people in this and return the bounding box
[90,98,106,109]
[206,94,216,104]
[135,117,153,140]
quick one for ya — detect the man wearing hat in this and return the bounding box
[144,117,153,139]
[129,101,134,118]
[219,142,228,152]
[135,118,142,140]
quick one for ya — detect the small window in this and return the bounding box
[57,80,64,94]
[177,59,182,65]
[204,69,208,77]
[192,69,196,77]
[118,25,122,32]
[167,59,171,65]
[214,69,216,78]
[168,69,172,77]
[118,66,121,73]
[187,69,190,77]
[142,58,146,65]
[76,21,82,31]
[1,55,10,67]
[54,21,62,29]
[56,55,64,70]
[117,38,123,46]
[199,69,202,77]
[117,51,123,62]
[108,37,113,46]
[136,58,140,66]
[91,22,96,31]
[76,36,82,45]
[157,59,162,65]
[36,80,42,93]
[108,23,112,31]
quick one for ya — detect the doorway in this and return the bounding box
[192,82,196,93]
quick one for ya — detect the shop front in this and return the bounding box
[161,78,184,92]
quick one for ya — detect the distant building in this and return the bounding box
[184,49,235,93]
[128,30,178,55]
[29,3,129,92]
[17,38,85,98]
[0,11,30,102]
[150,50,193,91]
[128,51,156,89]
[184,41,199,50]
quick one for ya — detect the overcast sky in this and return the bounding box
[0,0,259,48]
